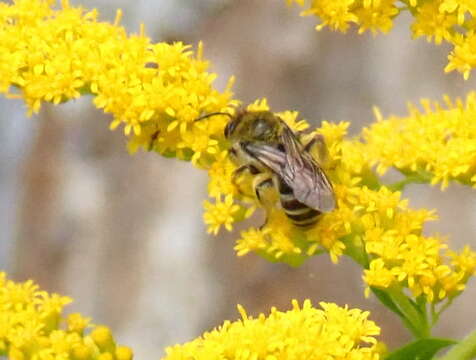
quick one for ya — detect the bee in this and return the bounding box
[197,109,336,227]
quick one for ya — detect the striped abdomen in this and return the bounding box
[278,179,321,228]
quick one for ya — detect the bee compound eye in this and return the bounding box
[224,122,230,138]
[253,118,272,138]
[224,120,238,138]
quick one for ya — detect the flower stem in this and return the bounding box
[387,172,432,191]
[439,328,476,360]
[387,287,430,338]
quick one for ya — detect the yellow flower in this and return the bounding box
[411,2,457,44]
[203,195,241,234]
[163,300,381,360]
[276,110,311,132]
[67,313,91,334]
[235,227,269,256]
[451,245,476,272]
[245,97,270,112]
[300,0,359,32]
[0,272,132,360]
[363,258,396,296]
[446,32,476,79]
[440,0,476,25]
[207,151,239,198]
[355,0,399,35]
[177,126,220,166]
[364,95,476,189]
[263,209,303,259]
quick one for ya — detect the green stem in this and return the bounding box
[344,235,369,268]
[344,242,431,338]
[387,172,432,191]
[439,328,476,360]
[433,298,454,326]
[387,287,431,339]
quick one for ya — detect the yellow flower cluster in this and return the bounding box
[0,0,233,167]
[364,93,476,189]
[286,0,476,78]
[286,0,399,34]
[0,272,132,360]
[164,300,381,360]
[363,222,476,303]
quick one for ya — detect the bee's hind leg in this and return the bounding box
[231,164,260,197]
[253,175,274,203]
[303,133,329,164]
[253,175,276,230]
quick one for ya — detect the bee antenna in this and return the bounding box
[194,112,233,122]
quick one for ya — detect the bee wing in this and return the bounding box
[244,129,335,213]
[281,127,335,212]
[243,142,287,171]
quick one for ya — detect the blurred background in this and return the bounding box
[1,0,475,358]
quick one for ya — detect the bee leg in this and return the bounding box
[253,175,274,230]
[253,175,274,202]
[233,164,260,179]
[148,130,160,151]
[303,133,328,164]
[231,164,260,197]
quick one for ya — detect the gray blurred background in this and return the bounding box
[1,0,475,358]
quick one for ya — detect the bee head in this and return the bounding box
[234,111,278,143]
[195,109,279,143]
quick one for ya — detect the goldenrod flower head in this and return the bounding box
[0,272,132,360]
[301,0,359,32]
[355,0,399,35]
[439,0,476,25]
[448,245,476,277]
[364,94,476,189]
[446,31,476,79]
[203,195,241,235]
[67,313,91,334]
[363,232,476,303]
[91,326,114,350]
[290,0,398,34]
[234,227,269,256]
[363,258,396,297]
[245,97,270,112]
[276,109,310,132]
[163,300,381,360]
[0,0,234,167]
[207,151,239,199]
[116,346,133,360]
[411,2,458,44]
